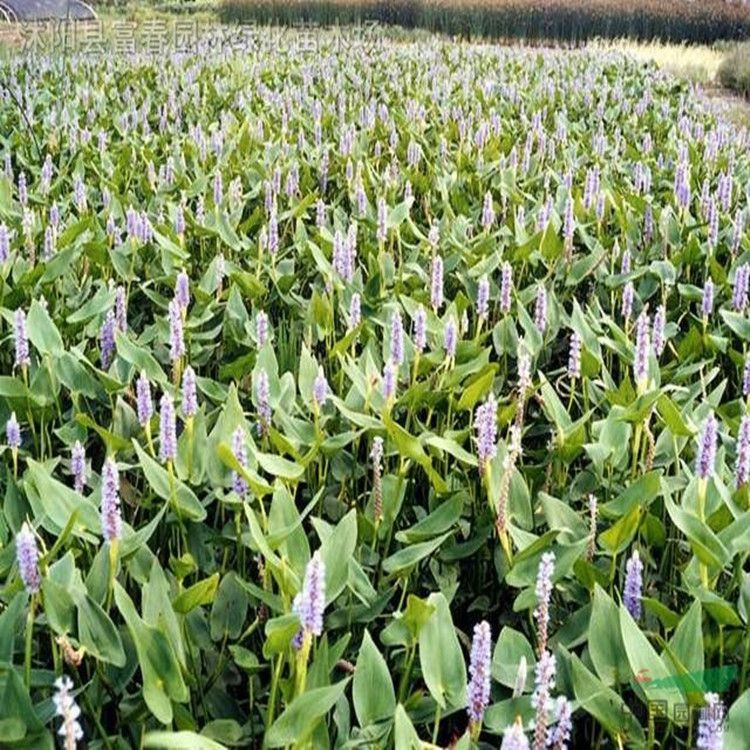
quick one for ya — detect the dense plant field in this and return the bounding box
[1,34,750,749]
[219,0,750,44]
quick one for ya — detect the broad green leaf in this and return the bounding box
[619,605,686,722]
[133,440,207,521]
[418,592,466,709]
[27,298,64,356]
[393,704,421,749]
[172,573,220,614]
[353,630,396,727]
[382,532,452,575]
[588,585,629,686]
[144,732,227,750]
[317,509,358,604]
[265,680,351,748]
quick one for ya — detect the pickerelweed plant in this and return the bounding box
[1,28,750,750]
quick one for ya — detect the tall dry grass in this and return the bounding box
[220,0,750,44]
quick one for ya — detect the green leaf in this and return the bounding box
[456,365,496,412]
[382,411,447,493]
[598,504,642,555]
[254,451,304,481]
[27,298,64,357]
[0,593,26,662]
[172,573,220,614]
[115,332,168,385]
[26,459,100,542]
[656,394,693,437]
[396,496,463,543]
[76,592,126,667]
[262,614,300,658]
[588,585,629,686]
[210,572,249,641]
[601,471,661,517]
[619,605,685,721]
[317,509,358,604]
[353,630,396,727]
[143,732,227,750]
[725,688,750,750]
[570,652,645,743]
[393,705,421,749]
[114,582,188,724]
[491,626,535,690]
[265,680,351,748]
[133,441,207,521]
[418,592,466,710]
[666,599,703,676]
[720,309,750,341]
[382,532,452,575]
[664,496,730,569]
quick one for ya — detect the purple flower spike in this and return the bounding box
[413,305,427,354]
[159,393,177,463]
[702,279,714,319]
[532,650,557,750]
[430,255,444,312]
[0,223,10,262]
[534,552,555,653]
[620,246,631,275]
[444,317,457,359]
[313,366,329,411]
[100,311,116,370]
[256,311,269,348]
[696,693,724,750]
[696,411,718,481]
[16,522,41,594]
[622,282,634,321]
[348,293,361,331]
[733,263,749,312]
[467,620,492,725]
[14,308,30,369]
[500,262,513,314]
[136,371,153,428]
[518,351,532,394]
[71,441,86,494]
[169,298,185,363]
[268,210,279,256]
[623,549,643,619]
[53,675,84,749]
[115,286,127,333]
[231,427,248,497]
[256,369,271,436]
[377,197,387,244]
[213,171,223,206]
[534,286,547,333]
[477,276,490,319]
[475,394,498,474]
[382,359,396,402]
[482,191,495,229]
[292,552,326,638]
[6,412,21,449]
[568,332,581,379]
[182,366,198,418]
[501,721,530,750]
[652,305,666,357]
[390,310,404,366]
[175,270,190,313]
[101,458,123,542]
[633,310,650,387]
[736,415,750,489]
[547,696,573,750]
